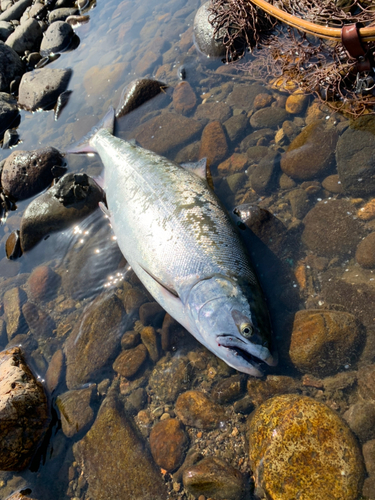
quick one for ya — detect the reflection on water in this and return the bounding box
[0,0,375,497]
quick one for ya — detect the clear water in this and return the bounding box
[0,0,374,498]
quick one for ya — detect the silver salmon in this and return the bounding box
[68,108,276,376]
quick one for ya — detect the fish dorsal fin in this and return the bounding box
[140,265,179,298]
[180,158,214,189]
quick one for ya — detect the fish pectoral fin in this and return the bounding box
[139,265,179,298]
[99,201,111,217]
[180,158,214,190]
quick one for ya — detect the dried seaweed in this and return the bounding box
[209,0,375,116]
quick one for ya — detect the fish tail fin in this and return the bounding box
[66,107,115,154]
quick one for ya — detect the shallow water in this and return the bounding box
[1,0,375,498]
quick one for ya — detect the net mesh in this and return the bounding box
[208,0,375,116]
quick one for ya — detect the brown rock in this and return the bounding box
[289,309,363,377]
[247,375,301,406]
[173,81,196,115]
[199,121,228,166]
[175,390,227,429]
[357,199,375,221]
[113,344,148,378]
[250,107,289,129]
[73,391,167,500]
[249,395,365,500]
[343,401,375,443]
[139,301,165,326]
[182,456,245,500]
[123,288,148,315]
[22,302,55,339]
[0,347,50,470]
[253,92,273,110]
[57,386,95,438]
[134,113,202,155]
[356,233,375,269]
[226,83,270,112]
[194,101,231,123]
[281,121,338,180]
[363,439,375,476]
[358,364,375,401]
[149,355,192,402]
[211,374,246,404]
[135,50,160,76]
[302,199,363,257]
[121,330,140,350]
[149,418,189,472]
[285,91,308,114]
[322,174,344,194]
[1,147,64,201]
[83,63,126,98]
[3,287,26,340]
[140,326,159,362]
[26,265,60,303]
[45,349,64,393]
[65,292,125,389]
[217,153,247,176]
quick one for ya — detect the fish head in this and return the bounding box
[186,276,276,377]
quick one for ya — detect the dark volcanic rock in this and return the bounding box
[0,21,13,41]
[1,147,64,201]
[302,199,363,257]
[0,347,50,471]
[64,292,125,389]
[0,41,24,92]
[193,1,226,59]
[5,18,43,55]
[73,390,167,500]
[0,92,19,138]
[0,0,32,21]
[40,21,74,56]
[149,418,189,472]
[18,67,72,111]
[20,173,104,252]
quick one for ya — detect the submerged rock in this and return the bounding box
[18,67,72,111]
[289,309,363,377]
[1,147,64,201]
[249,394,365,500]
[20,172,104,252]
[3,286,26,340]
[26,265,60,303]
[73,390,167,500]
[175,390,227,429]
[182,456,245,500]
[56,385,95,437]
[199,120,228,166]
[173,81,196,115]
[149,418,189,472]
[355,232,375,269]
[149,355,192,403]
[0,347,50,471]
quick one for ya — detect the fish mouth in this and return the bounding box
[217,334,275,367]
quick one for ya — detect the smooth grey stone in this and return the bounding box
[40,20,73,56]
[48,7,78,23]
[250,152,279,195]
[19,1,44,24]
[0,40,24,91]
[0,20,13,41]
[0,0,33,22]
[5,17,42,54]
[0,92,18,138]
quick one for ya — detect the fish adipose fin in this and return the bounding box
[66,107,115,154]
[180,158,214,189]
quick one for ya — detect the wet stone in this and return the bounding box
[113,343,148,378]
[194,101,231,124]
[223,113,247,142]
[281,121,338,180]
[134,113,202,156]
[175,390,227,429]
[65,292,125,389]
[302,199,363,258]
[56,385,95,438]
[233,395,255,415]
[123,288,148,315]
[246,375,301,407]
[139,301,165,327]
[1,147,64,201]
[193,1,226,58]
[5,18,42,55]
[249,394,365,500]
[322,174,344,194]
[217,153,247,176]
[22,302,55,339]
[253,92,273,110]
[226,83,270,112]
[343,401,375,443]
[40,20,73,56]
[199,121,228,166]
[3,286,26,340]
[356,233,375,269]
[18,67,72,112]
[357,198,375,221]
[73,390,167,500]
[250,107,289,129]
[240,128,274,149]
[285,91,309,114]
[140,326,159,362]
[45,349,64,393]
[246,145,269,164]
[48,7,78,23]
[0,0,32,21]
[124,387,147,415]
[358,364,375,401]
[0,347,50,471]
[26,265,60,303]
[289,309,363,377]
[0,41,24,92]
[149,355,192,403]
[0,92,19,138]
[149,418,189,472]
[287,188,310,219]
[363,439,375,476]
[250,152,278,195]
[121,330,140,350]
[182,457,245,500]
[173,81,196,115]
[211,374,246,404]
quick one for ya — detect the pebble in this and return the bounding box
[250,107,289,129]
[357,198,375,221]
[211,374,246,404]
[123,288,148,315]
[281,121,338,180]
[5,18,42,54]
[139,301,165,326]
[45,349,64,393]
[199,121,228,166]
[226,83,270,112]
[0,21,13,42]
[287,188,310,219]
[194,101,231,123]
[285,91,309,114]
[343,401,375,443]
[64,292,125,389]
[193,1,226,59]
[250,152,278,195]
[27,265,60,303]
[302,199,363,257]
[240,128,274,149]
[253,92,273,110]
[149,355,192,403]
[222,113,247,142]
[149,418,189,472]
[289,309,363,377]
[363,439,375,476]
[1,147,64,201]
[183,457,245,500]
[18,67,72,111]
[249,394,365,499]
[0,41,24,92]
[246,375,301,407]
[48,7,78,23]
[121,330,140,350]
[112,343,148,378]
[22,301,55,339]
[0,0,32,22]
[175,390,227,429]
[40,20,74,56]
[356,233,375,269]
[3,286,26,340]
[217,153,247,176]
[140,326,160,362]
[56,385,95,437]
[0,92,19,139]
[322,174,344,194]
[358,364,375,401]
[0,347,50,470]
[173,81,196,115]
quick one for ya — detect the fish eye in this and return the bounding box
[240,323,253,339]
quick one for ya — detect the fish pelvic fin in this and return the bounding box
[66,107,115,155]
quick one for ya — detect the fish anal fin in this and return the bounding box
[140,265,179,298]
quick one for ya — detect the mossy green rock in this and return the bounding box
[73,390,167,500]
[249,394,365,500]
